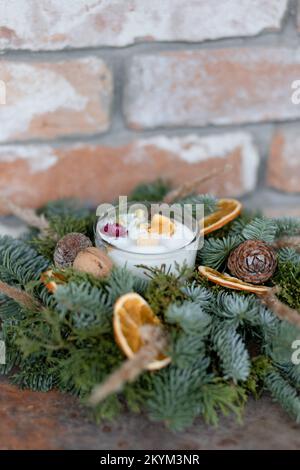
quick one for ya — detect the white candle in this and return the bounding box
[95,204,200,279]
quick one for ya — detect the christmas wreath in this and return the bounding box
[0,177,300,431]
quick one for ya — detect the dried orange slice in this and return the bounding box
[198,266,270,294]
[150,214,175,236]
[201,199,242,235]
[40,269,66,293]
[113,293,171,370]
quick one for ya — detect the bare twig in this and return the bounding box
[88,325,169,406]
[163,164,232,204]
[272,236,300,251]
[0,195,49,232]
[259,286,300,328]
[0,280,40,309]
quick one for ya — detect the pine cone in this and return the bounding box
[227,240,277,284]
[54,233,92,268]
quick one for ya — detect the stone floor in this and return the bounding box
[0,211,299,450]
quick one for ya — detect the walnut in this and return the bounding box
[73,247,113,278]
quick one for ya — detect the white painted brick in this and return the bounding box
[0,57,112,141]
[0,0,288,50]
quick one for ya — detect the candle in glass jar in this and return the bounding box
[95,204,200,279]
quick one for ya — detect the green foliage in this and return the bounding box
[128,179,171,202]
[179,194,217,217]
[265,369,300,423]
[212,326,250,383]
[106,266,148,304]
[31,213,96,259]
[243,356,271,399]
[273,262,300,310]
[277,248,300,265]
[269,322,300,365]
[166,301,211,335]
[0,237,49,285]
[274,217,300,238]
[199,380,246,426]
[1,186,300,431]
[147,359,210,431]
[199,236,241,270]
[212,292,259,327]
[168,331,207,369]
[242,217,277,243]
[230,210,258,235]
[281,363,300,389]
[12,359,56,392]
[39,198,92,220]
[144,266,188,316]
[181,282,212,307]
[54,282,112,331]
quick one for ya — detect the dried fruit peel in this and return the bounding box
[113,293,171,371]
[198,265,270,294]
[201,199,242,235]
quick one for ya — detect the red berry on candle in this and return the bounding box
[101,223,127,238]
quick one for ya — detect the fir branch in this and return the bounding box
[88,326,168,406]
[128,179,171,203]
[12,359,56,392]
[281,364,300,389]
[229,210,259,235]
[259,288,300,328]
[212,326,250,383]
[166,301,211,335]
[0,241,49,284]
[200,380,246,426]
[199,236,241,270]
[169,331,207,369]
[265,369,300,423]
[213,291,259,327]
[254,306,280,342]
[242,217,277,243]
[147,357,210,431]
[274,217,300,238]
[39,198,92,220]
[268,321,300,365]
[106,267,145,304]
[277,247,300,265]
[179,194,217,217]
[54,282,111,331]
[181,282,212,307]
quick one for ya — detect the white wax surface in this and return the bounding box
[96,218,199,279]
[99,220,194,253]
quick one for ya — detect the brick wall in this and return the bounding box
[0,0,300,216]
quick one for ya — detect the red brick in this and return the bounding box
[0,58,112,142]
[124,48,300,129]
[268,126,300,193]
[0,133,259,214]
[0,1,288,50]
